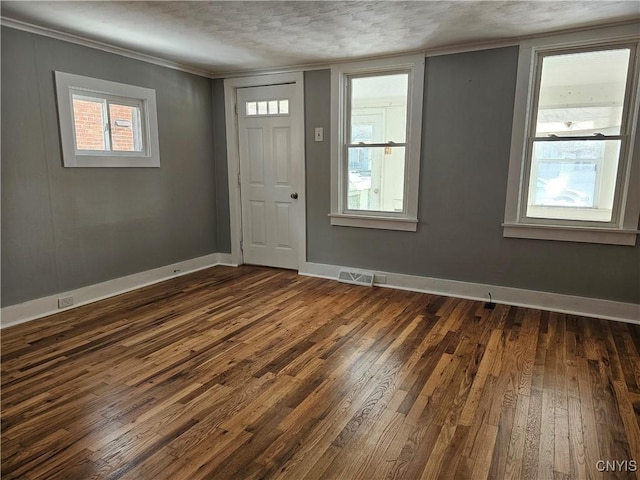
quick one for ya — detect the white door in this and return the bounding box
[236,84,302,270]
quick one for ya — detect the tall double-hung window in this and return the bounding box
[330,55,424,231]
[504,26,640,245]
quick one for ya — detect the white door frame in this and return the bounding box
[224,72,306,269]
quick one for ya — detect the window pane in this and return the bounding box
[268,100,278,114]
[350,73,408,144]
[246,102,257,116]
[258,101,268,115]
[72,95,107,151]
[347,146,405,212]
[535,49,630,137]
[526,140,621,222]
[109,103,142,152]
[279,100,289,114]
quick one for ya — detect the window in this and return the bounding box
[330,55,424,231]
[245,99,289,116]
[55,72,160,167]
[504,26,640,245]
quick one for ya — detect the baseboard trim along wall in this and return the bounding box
[3,257,638,328]
[0,253,235,328]
[299,262,640,325]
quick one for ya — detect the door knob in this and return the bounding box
[290,192,299,199]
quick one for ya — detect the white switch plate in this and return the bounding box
[315,127,324,142]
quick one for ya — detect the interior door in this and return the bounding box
[236,84,301,269]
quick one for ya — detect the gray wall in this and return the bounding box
[1,27,219,307]
[3,27,638,308]
[305,47,640,304]
[212,79,231,253]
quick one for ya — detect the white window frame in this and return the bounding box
[503,25,640,246]
[54,72,160,167]
[330,54,425,231]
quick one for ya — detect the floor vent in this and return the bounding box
[338,270,375,287]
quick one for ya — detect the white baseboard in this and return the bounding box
[300,262,640,325]
[4,257,637,328]
[0,252,236,328]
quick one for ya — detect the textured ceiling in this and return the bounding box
[2,1,639,75]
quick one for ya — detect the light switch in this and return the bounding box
[315,127,324,142]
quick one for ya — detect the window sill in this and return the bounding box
[502,223,639,246]
[329,213,418,231]
[68,155,160,168]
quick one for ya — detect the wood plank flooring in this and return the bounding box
[2,265,639,479]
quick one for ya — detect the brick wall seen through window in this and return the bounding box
[72,99,106,150]
[109,104,136,151]
[71,99,136,151]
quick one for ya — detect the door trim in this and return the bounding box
[224,73,306,269]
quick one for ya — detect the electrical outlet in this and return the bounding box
[374,274,387,284]
[314,127,324,142]
[58,296,74,308]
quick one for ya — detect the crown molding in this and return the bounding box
[1,16,214,79]
[2,15,638,80]
[209,19,640,78]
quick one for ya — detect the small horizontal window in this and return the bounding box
[245,99,289,116]
[71,93,144,153]
[55,72,160,168]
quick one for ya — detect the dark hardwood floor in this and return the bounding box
[2,265,639,479]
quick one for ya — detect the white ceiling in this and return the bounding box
[2,1,639,76]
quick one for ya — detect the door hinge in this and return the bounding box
[234,104,238,115]
[237,172,241,186]
[240,240,243,251]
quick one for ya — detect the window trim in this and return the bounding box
[330,54,425,231]
[503,25,640,245]
[55,72,160,168]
